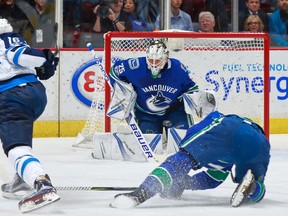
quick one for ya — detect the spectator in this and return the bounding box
[243,15,265,32]
[92,0,132,33]
[12,0,57,48]
[123,0,151,31]
[195,11,229,47]
[155,0,193,31]
[269,0,288,46]
[198,11,215,32]
[181,0,230,32]
[0,0,29,36]
[240,0,279,13]
[239,0,269,32]
[136,0,159,31]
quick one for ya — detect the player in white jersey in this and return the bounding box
[0,19,59,213]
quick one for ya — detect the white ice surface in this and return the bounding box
[0,135,287,216]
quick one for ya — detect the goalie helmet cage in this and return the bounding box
[75,31,269,147]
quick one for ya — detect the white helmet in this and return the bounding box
[0,18,13,34]
[146,40,169,78]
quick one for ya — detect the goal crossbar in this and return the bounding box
[104,32,270,137]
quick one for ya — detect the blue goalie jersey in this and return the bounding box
[110,57,198,116]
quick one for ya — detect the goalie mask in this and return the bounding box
[146,40,169,78]
[0,19,13,34]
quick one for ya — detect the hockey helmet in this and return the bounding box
[146,40,169,78]
[0,18,13,34]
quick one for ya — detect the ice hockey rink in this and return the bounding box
[0,135,287,216]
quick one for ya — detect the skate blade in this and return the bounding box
[231,170,254,207]
[19,191,60,213]
[2,188,34,200]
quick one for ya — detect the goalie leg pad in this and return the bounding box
[92,132,163,161]
[166,128,187,154]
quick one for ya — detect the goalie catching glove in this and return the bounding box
[35,49,59,80]
[183,90,217,118]
[107,81,137,120]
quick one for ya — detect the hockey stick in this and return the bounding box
[53,22,59,56]
[86,43,156,162]
[56,186,138,191]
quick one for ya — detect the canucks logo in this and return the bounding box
[146,91,171,112]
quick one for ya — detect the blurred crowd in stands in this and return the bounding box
[0,0,287,48]
[0,0,56,47]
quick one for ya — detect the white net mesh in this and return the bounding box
[75,32,269,148]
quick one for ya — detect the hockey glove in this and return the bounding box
[35,49,59,80]
[183,91,217,118]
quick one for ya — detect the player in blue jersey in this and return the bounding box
[111,111,270,208]
[0,19,60,213]
[110,40,199,134]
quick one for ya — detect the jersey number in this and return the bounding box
[7,37,21,46]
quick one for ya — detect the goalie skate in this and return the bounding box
[230,169,256,207]
[1,173,34,200]
[18,175,60,213]
[110,188,149,209]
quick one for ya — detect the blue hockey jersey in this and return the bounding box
[110,57,198,115]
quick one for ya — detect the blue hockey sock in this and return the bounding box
[140,151,194,198]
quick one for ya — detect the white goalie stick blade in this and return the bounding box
[110,194,139,209]
[230,169,255,207]
[18,188,60,213]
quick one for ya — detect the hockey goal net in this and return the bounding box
[75,31,270,148]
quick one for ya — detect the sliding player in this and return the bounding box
[110,40,199,134]
[0,19,59,213]
[111,110,270,208]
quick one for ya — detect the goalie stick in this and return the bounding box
[87,43,156,162]
[56,186,138,191]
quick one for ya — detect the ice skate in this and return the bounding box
[1,173,34,200]
[230,169,256,207]
[110,188,149,209]
[18,174,60,213]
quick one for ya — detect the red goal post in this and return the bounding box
[75,31,270,147]
[104,31,270,135]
